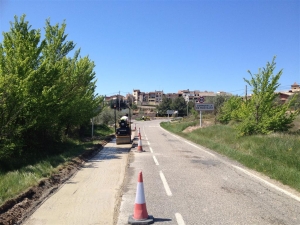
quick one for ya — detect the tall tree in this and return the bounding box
[237,57,298,135]
[0,15,102,162]
[0,15,45,154]
[171,96,186,115]
[156,97,172,115]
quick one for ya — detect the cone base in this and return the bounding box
[137,146,143,152]
[128,215,154,224]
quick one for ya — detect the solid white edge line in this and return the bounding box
[232,165,300,202]
[160,126,300,203]
[159,126,215,157]
[184,140,216,157]
[153,155,159,165]
[159,171,172,196]
[175,213,185,225]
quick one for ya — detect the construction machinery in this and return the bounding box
[115,109,132,145]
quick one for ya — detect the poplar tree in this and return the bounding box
[0,15,44,154]
[0,15,101,162]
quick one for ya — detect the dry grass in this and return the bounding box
[290,115,300,132]
[161,115,300,192]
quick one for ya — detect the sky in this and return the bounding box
[0,0,299,97]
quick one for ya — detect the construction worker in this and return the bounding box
[120,114,129,124]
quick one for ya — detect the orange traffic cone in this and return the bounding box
[137,135,143,152]
[128,171,154,224]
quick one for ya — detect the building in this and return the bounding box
[132,89,221,105]
[278,92,293,103]
[291,82,300,93]
[164,93,179,99]
[132,89,141,104]
[178,90,217,102]
[275,82,300,103]
[133,89,164,105]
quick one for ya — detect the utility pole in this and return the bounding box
[114,104,116,133]
[245,85,248,101]
[118,91,120,110]
[186,98,189,116]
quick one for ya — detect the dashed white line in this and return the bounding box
[175,213,185,225]
[153,156,159,165]
[160,126,300,203]
[149,147,153,153]
[159,171,172,196]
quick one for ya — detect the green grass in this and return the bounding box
[0,124,114,206]
[161,119,300,192]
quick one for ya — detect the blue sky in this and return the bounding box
[0,0,299,97]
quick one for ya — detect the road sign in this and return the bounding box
[166,110,175,114]
[198,96,205,103]
[195,104,214,111]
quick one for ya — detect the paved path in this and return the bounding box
[23,135,134,225]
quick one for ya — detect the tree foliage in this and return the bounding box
[217,96,243,124]
[156,97,172,115]
[171,96,186,115]
[156,96,188,116]
[94,107,120,126]
[218,57,299,135]
[288,93,300,110]
[0,15,101,163]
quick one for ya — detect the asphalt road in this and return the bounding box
[117,119,300,225]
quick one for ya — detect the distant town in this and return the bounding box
[104,82,300,106]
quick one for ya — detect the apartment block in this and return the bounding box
[132,89,222,105]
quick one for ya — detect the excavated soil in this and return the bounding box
[0,135,114,225]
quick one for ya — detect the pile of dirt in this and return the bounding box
[0,135,114,225]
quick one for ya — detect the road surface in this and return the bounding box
[117,119,300,225]
[23,138,133,225]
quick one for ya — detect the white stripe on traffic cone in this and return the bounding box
[137,135,143,152]
[128,171,154,224]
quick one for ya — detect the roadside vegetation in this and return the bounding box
[0,15,115,206]
[0,124,114,206]
[161,117,300,192]
[161,57,300,192]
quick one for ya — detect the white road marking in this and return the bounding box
[175,213,186,225]
[232,165,300,202]
[162,126,215,157]
[184,140,216,157]
[153,156,159,165]
[149,147,153,153]
[147,141,150,146]
[159,171,172,196]
[160,126,300,203]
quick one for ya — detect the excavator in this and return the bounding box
[115,109,132,145]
